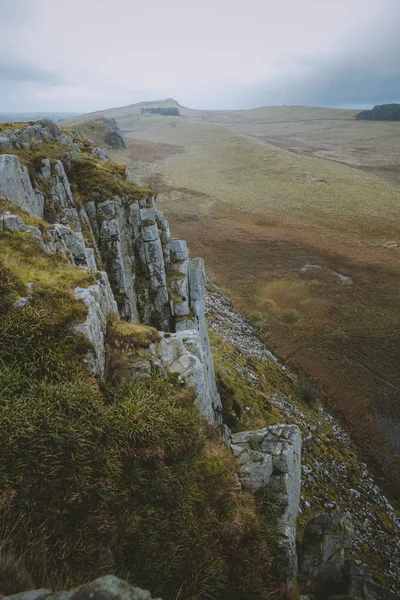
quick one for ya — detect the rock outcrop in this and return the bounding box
[2,576,162,600]
[299,512,354,584]
[231,425,302,587]
[0,120,222,426]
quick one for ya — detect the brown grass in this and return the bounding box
[170,214,400,495]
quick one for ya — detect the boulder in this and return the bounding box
[92,148,108,161]
[4,576,162,600]
[299,512,354,582]
[0,213,42,240]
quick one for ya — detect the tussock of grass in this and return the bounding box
[0,121,39,131]
[0,198,50,231]
[0,552,34,595]
[0,233,94,325]
[68,155,149,203]
[110,318,161,347]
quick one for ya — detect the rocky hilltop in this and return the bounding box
[0,121,398,600]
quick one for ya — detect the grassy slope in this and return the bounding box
[63,105,400,496]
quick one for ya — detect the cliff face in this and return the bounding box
[0,121,222,426]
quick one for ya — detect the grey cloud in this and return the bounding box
[0,61,64,84]
[0,0,33,25]
[234,20,400,109]
[0,0,399,112]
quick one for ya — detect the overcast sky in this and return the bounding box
[0,0,399,113]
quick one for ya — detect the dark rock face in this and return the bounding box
[104,131,126,149]
[102,118,120,132]
[340,560,399,600]
[299,512,354,583]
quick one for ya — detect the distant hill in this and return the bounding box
[356,103,400,121]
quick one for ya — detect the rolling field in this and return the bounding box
[64,103,400,496]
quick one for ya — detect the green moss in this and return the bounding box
[167,270,187,281]
[68,155,149,204]
[110,318,161,347]
[281,309,300,324]
[210,330,290,431]
[141,218,155,227]
[0,232,94,324]
[0,121,39,131]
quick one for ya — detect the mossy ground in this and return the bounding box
[0,135,150,207]
[0,198,51,232]
[109,318,161,347]
[0,121,39,131]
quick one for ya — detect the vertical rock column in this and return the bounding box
[139,199,171,330]
[169,239,190,318]
[231,425,302,589]
[41,159,81,230]
[95,198,139,322]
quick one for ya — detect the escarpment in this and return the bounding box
[0,120,222,425]
[0,121,398,600]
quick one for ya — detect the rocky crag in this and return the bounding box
[0,121,398,600]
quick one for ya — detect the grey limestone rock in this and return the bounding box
[142,224,159,242]
[47,224,87,265]
[170,239,188,262]
[0,136,12,150]
[144,238,164,265]
[97,199,119,220]
[0,155,44,217]
[74,271,118,378]
[299,512,354,583]
[92,148,108,161]
[343,560,399,600]
[85,247,97,271]
[155,209,169,231]
[151,330,221,423]
[0,213,42,240]
[4,122,56,150]
[148,262,167,287]
[41,160,81,230]
[231,424,302,588]
[12,296,31,309]
[140,206,156,225]
[5,590,52,600]
[230,444,273,492]
[4,576,162,600]
[57,133,80,149]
